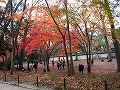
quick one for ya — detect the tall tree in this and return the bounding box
[103,0,120,72]
[98,4,112,61]
[44,0,71,76]
[69,0,99,73]
[64,0,74,75]
[10,0,15,75]
[9,0,27,74]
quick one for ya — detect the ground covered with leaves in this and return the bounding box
[0,59,120,90]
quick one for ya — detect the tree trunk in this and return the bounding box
[14,0,27,70]
[19,49,24,70]
[104,35,112,60]
[63,36,70,76]
[44,0,70,76]
[10,38,15,75]
[64,0,74,76]
[86,45,91,73]
[100,9,112,61]
[88,43,91,73]
[85,22,91,73]
[46,58,50,72]
[16,44,19,69]
[115,41,120,72]
[75,52,78,61]
[4,53,7,74]
[10,0,15,75]
[27,56,30,70]
[39,49,43,64]
[46,53,50,72]
[86,51,90,73]
[104,0,120,72]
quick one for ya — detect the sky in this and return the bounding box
[0,0,120,28]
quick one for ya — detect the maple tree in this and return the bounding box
[19,11,80,72]
[19,13,62,71]
[9,0,41,71]
[68,0,101,73]
[90,0,112,62]
[9,0,29,75]
[44,0,83,75]
[103,0,120,72]
[63,0,120,73]
[91,0,120,72]
[0,0,39,74]
[44,0,71,75]
[0,0,33,74]
[0,0,119,76]
[18,0,114,74]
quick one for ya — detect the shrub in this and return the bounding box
[0,62,5,70]
[0,60,11,70]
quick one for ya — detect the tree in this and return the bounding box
[92,0,120,72]
[44,0,72,75]
[14,0,38,70]
[0,0,23,74]
[19,15,63,71]
[103,0,120,72]
[64,0,74,75]
[69,0,102,73]
[93,0,112,61]
[9,0,28,75]
[1,0,37,74]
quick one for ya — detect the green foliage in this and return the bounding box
[91,0,103,5]
[0,60,11,70]
[77,45,86,53]
[92,36,106,52]
[6,60,11,70]
[0,62,5,70]
[62,9,74,15]
[115,28,120,40]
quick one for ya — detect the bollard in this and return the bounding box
[63,78,66,90]
[18,75,19,84]
[4,74,6,82]
[104,80,107,90]
[37,76,38,87]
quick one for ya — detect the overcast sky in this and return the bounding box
[0,0,119,28]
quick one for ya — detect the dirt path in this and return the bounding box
[0,82,36,90]
[26,59,117,74]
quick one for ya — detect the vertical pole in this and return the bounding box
[37,76,38,87]
[18,75,19,84]
[63,78,66,90]
[104,80,107,90]
[4,74,6,82]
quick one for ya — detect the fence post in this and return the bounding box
[37,76,38,87]
[63,78,66,90]
[104,80,107,90]
[4,74,6,82]
[18,75,19,84]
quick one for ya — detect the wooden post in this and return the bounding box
[4,74,6,82]
[104,80,107,90]
[18,75,19,84]
[63,78,66,90]
[37,76,38,87]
